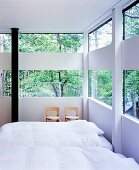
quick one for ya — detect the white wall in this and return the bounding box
[122,36,139,70]
[19,97,83,122]
[0,53,11,69]
[19,52,83,70]
[89,98,112,142]
[0,52,11,127]
[88,44,114,70]
[122,115,139,163]
[0,98,11,127]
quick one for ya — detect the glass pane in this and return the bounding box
[124,2,139,39]
[19,34,83,53]
[0,70,11,97]
[124,70,139,119]
[89,20,112,51]
[19,70,83,97]
[88,70,112,106]
[0,34,11,52]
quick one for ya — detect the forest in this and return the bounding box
[88,71,112,106]
[19,70,83,97]
[0,2,138,113]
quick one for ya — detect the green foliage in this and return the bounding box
[60,34,83,52]
[124,70,139,118]
[124,70,139,104]
[124,3,139,39]
[3,70,11,96]
[88,70,112,106]
[0,34,11,52]
[0,70,11,97]
[19,34,59,52]
[19,70,83,97]
[19,34,83,52]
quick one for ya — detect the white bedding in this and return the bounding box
[0,121,138,170]
[0,146,138,170]
[0,121,105,148]
[99,135,113,151]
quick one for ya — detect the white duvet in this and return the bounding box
[0,146,138,170]
[0,121,139,170]
[0,121,104,148]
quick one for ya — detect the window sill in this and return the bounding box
[88,97,112,110]
[122,114,139,125]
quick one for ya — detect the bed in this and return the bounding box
[0,120,138,170]
[0,120,112,149]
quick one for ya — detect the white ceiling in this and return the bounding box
[0,0,131,33]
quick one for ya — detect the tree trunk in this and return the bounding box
[52,84,59,97]
[50,72,59,97]
[133,99,137,117]
[0,34,5,52]
[0,70,4,97]
[58,71,63,97]
[92,71,98,98]
[94,31,98,49]
[56,34,62,52]
[74,46,77,52]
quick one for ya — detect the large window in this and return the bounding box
[0,34,11,52]
[19,70,83,97]
[19,34,83,53]
[89,19,112,51]
[0,70,11,97]
[88,70,112,106]
[124,70,139,119]
[123,1,139,40]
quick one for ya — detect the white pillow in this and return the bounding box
[87,121,104,136]
[67,120,104,136]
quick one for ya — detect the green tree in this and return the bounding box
[19,70,83,97]
[124,70,139,117]
[124,3,139,39]
[0,70,11,97]
[19,33,83,52]
[18,33,83,97]
[0,34,11,52]
[88,70,112,106]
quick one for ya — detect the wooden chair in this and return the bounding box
[45,107,60,122]
[64,107,79,122]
